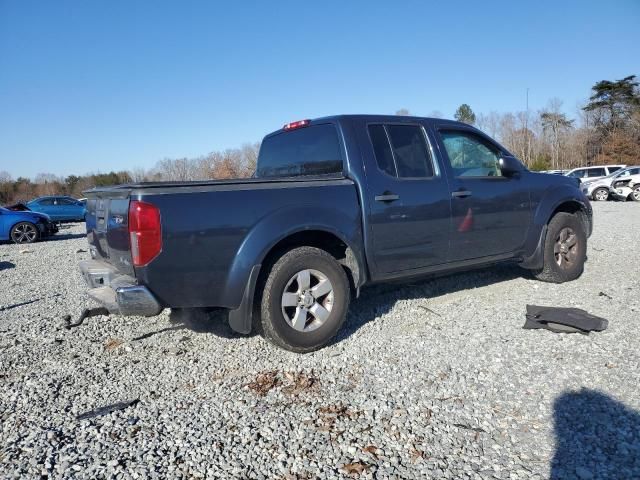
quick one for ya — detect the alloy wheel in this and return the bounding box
[11,223,37,243]
[281,269,334,332]
[594,189,608,201]
[554,227,578,268]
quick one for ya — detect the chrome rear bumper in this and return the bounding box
[79,259,162,316]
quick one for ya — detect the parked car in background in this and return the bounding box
[79,114,592,352]
[611,177,640,201]
[540,170,568,175]
[581,166,640,201]
[27,196,87,222]
[565,165,626,182]
[0,207,58,243]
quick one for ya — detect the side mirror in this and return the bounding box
[499,155,523,176]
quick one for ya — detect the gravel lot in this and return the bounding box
[1,202,639,479]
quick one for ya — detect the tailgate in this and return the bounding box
[85,188,135,277]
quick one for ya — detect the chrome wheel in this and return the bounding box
[281,269,334,332]
[594,188,609,201]
[554,227,578,268]
[11,223,38,244]
[632,186,640,202]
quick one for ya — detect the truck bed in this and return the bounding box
[84,175,363,310]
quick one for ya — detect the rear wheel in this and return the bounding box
[592,187,609,201]
[533,213,586,283]
[10,222,39,244]
[259,246,350,353]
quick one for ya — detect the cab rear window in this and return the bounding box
[256,124,343,178]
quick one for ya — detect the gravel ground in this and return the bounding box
[1,202,639,480]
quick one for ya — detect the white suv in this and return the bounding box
[581,166,640,201]
[565,165,626,183]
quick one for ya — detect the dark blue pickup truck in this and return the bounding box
[80,115,592,352]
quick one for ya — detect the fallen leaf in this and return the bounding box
[104,338,124,351]
[247,371,280,396]
[341,461,368,476]
[410,445,424,462]
[282,371,319,396]
[362,445,379,459]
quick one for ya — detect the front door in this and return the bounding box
[356,120,452,275]
[433,127,530,262]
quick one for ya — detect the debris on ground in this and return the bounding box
[282,371,319,396]
[104,338,124,351]
[523,305,608,334]
[65,307,110,329]
[76,399,140,420]
[340,461,369,476]
[246,371,280,396]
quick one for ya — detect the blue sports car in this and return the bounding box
[0,207,59,243]
[27,196,87,222]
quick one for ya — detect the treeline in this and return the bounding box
[1,75,638,205]
[0,143,260,204]
[457,75,640,171]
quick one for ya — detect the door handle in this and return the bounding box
[451,190,472,198]
[375,193,400,202]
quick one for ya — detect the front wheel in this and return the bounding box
[592,187,609,201]
[259,246,350,353]
[533,212,587,283]
[10,222,39,244]
[631,185,640,202]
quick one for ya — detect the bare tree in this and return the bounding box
[540,99,574,170]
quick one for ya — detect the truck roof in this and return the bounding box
[264,114,464,138]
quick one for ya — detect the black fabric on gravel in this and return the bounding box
[524,305,608,334]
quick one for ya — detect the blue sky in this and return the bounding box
[1,0,638,179]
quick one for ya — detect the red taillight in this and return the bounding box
[129,200,162,267]
[283,119,310,131]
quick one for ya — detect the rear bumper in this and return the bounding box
[78,259,163,316]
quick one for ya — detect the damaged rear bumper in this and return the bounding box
[78,259,163,316]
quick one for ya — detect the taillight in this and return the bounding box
[129,200,162,267]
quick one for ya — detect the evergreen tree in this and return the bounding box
[454,104,476,125]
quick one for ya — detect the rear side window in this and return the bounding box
[588,168,606,177]
[38,198,54,205]
[256,124,343,178]
[368,124,434,178]
[368,125,396,176]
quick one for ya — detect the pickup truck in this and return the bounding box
[79,115,592,352]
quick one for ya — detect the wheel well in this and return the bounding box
[260,230,361,294]
[549,201,589,235]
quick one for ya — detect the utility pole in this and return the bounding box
[525,88,531,166]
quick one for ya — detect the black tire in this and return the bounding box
[533,213,586,283]
[631,185,640,202]
[592,187,609,201]
[259,246,350,353]
[10,222,39,244]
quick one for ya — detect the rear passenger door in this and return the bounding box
[357,121,451,274]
